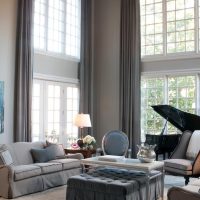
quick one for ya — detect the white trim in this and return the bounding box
[142,52,200,62]
[141,0,198,58]
[141,69,200,77]
[34,50,80,62]
[33,73,79,84]
[33,0,81,62]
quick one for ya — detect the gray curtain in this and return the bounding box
[120,0,141,158]
[79,0,93,135]
[14,0,34,142]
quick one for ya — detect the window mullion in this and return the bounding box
[164,75,168,134]
[195,0,199,53]
[63,0,67,55]
[163,0,167,56]
[164,75,168,104]
[60,85,65,146]
[40,81,44,141]
[43,81,48,141]
[45,0,49,52]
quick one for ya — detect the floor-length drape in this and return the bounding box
[120,0,141,158]
[14,0,34,142]
[79,0,93,135]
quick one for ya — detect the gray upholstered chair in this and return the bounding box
[102,130,129,156]
[164,130,200,185]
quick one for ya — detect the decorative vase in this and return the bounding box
[137,144,156,163]
[77,139,84,148]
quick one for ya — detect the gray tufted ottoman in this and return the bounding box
[66,168,162,200]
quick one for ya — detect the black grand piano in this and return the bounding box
[145,105,200,160]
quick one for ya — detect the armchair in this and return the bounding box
[168,186,200,200]
[164,130,200,185]
[102,130,130,156]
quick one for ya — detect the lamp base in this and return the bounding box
[77,139,84,148]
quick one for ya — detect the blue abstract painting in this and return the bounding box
[0,81,4,133]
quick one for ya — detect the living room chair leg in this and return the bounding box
[184,176,190,185]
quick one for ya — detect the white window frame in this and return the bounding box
[141,0,200,61]
[33,0,81,61]
[32,74,79,147]
[141,72,200,141]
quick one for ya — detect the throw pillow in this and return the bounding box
[46,141,65,159]
[0,145,13,166]
[186,130,200,160]
[31,148,56,163]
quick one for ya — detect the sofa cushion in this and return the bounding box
[164,159,193,171]
[46,141,65,159]
[31,148,56,163]
[12,165,41,181]
[186,130,200,160]
[165,166,193,175]
[49,159,81,170]
[6,142,45,165]
[0,145,13,166]
[34,162,62,174]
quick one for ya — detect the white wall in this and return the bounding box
[34,53,78,79]
[142,56,200,75]
[93,0,121,145]
[0,0,17,143]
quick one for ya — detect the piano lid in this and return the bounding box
[151,105,200,132]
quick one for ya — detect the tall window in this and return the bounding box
[32,79,79,148]
[33,0,81,59]
[141,75,197,141]
[140,0,197,57]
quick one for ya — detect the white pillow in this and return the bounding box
[186,130,200,160]
[0,145,13,166]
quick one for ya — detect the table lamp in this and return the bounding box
[74,113,92,148]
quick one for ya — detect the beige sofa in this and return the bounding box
[0,142,83,199]
[168,179,200,200]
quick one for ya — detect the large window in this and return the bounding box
[141,75,197,141]
[34,0,81,59]
[32,79,79,148]
[140,0,198,57]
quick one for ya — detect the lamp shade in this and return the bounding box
[74,114,92,128]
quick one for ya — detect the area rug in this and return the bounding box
[0,175,195,200]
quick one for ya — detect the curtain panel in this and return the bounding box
[14,0,34,142]
[79,0,93,135]
[120,0,141,158]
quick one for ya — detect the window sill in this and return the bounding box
[142,52,200,63]
[34,50,80,63]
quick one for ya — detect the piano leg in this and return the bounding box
[184,176,190,185]
[156,153,158,161]
[163,153,165,160]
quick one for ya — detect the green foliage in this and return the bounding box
[141,76,196,136]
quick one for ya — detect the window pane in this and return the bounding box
[33,0,46,50]
[166,0,195,54]
[32,81,41,141]
[140,0,164,56]
[34,0,81,59]
[141,75,197,138]
[141,77,165,142]
[32,80,79,146]
[65,86,79,148]
[66,0,81,58]
[141,0,197,57]
[47,0,65,53]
